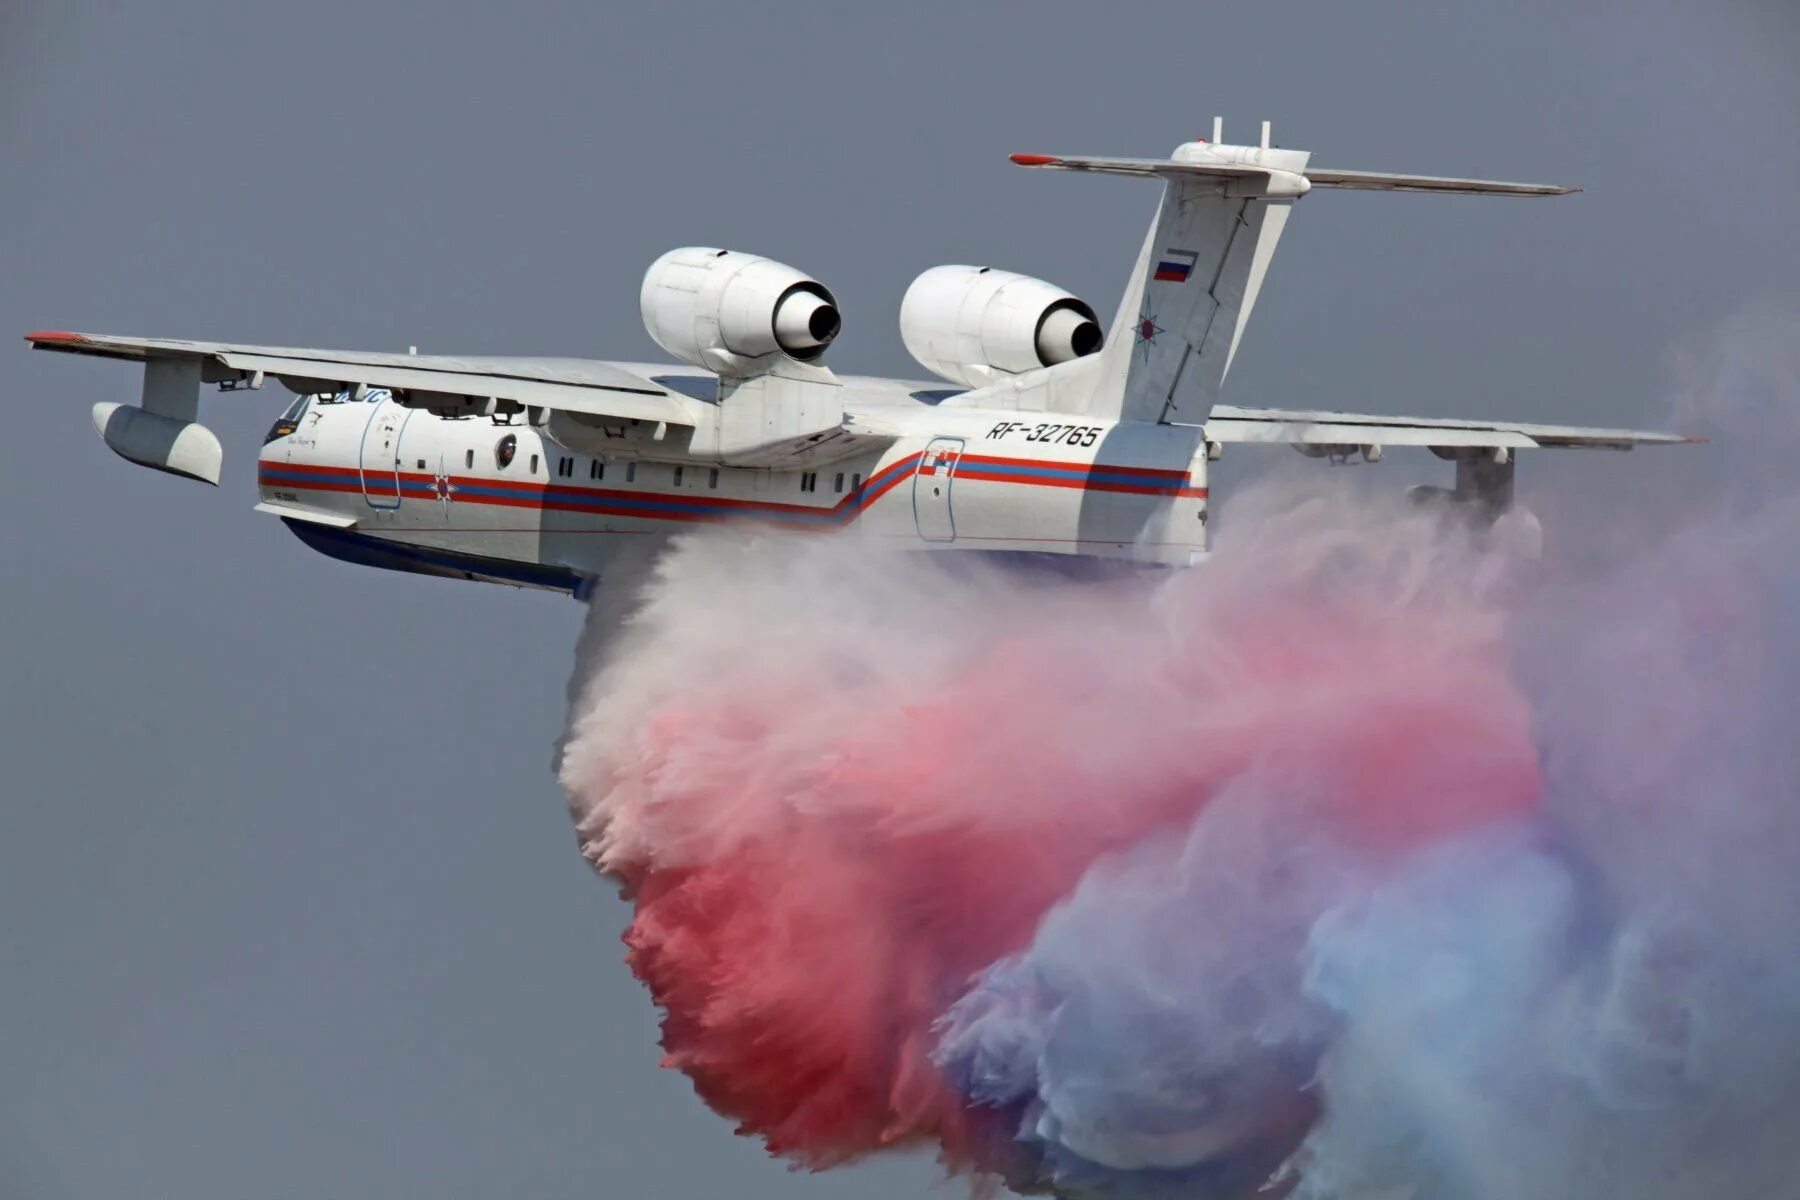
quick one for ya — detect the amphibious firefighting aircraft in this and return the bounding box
[28,122,1694,598]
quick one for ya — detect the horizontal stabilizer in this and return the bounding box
[1011,154,1575,197]
[1303,169,1577,196]
[1010,153,1270,180]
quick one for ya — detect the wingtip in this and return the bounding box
[1681,433,1711,444]
[25,329,85,346]
[1009,153,1059,167]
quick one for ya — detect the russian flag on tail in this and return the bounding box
[1153,247,1200,283]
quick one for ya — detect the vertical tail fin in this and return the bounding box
[1012,139,1311,424]
[1012,131,1575,424]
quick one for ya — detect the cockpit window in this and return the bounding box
[264,395,312,444]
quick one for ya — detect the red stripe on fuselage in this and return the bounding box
[956,453,1191,481]
[257,448,1203,522]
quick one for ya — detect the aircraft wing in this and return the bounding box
[25,331,698,426]
[1203,405,1700,451]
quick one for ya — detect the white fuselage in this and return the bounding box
[256,369,1212,596]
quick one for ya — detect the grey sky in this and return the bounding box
[2,2,1794,1197]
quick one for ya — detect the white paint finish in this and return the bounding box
[32,333,691,424]
[139,357,201,422]
[639,247,839,376]
[899,265,1100,388]
[704,367,849,466]
[1062,140,1312,425]
[1303,169,1577,195]
[249,395,1212,590]
[252,501,357,528]
[90,401,222,486]
[1011,136,1571,423]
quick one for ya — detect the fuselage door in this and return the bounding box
[913,436,963,543]
[360,398,406,509]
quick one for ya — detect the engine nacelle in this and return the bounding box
[640,247,840,377]
[900,265,1103,389]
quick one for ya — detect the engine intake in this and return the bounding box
[900,265,1102,389]
[641,247,840,376]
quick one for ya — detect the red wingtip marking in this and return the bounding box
[1682,434,1711,444]
[25,330,85,345]
[1009,153,1059,166]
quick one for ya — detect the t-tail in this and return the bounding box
[1011,119,1578,425]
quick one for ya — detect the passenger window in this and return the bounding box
[673,466,684,487]
[417,459,426,470]
[852,472,862,491]
[834,472,844,494]
[465,449,474,470]
[708,468,719,489]
[626,462,637,483]
[591,460,603,480]
[530,453,539,474]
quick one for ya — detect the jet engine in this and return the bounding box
[900,265,1103,389]
[640,247,841,377]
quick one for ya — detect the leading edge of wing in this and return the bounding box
[25,331,696,424]
[1206,405,1705,449]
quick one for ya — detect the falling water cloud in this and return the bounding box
[557,307,1800,1198]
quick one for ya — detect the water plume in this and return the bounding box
[558,307,1800,1197]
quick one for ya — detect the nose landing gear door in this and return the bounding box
[913,437,963,543]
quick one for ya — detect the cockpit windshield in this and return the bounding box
[263,394,311,444]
